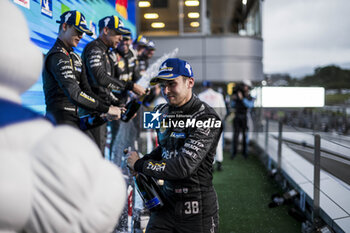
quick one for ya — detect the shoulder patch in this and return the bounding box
[89,48,104,55]
[192,104,206,118]
[197,127,211,136]
[59,47,69,56]
[154,103,168,112]
[71,52,83,64]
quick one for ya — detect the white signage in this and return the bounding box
[256,87,325,108]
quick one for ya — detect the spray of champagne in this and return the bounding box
[137,48,179,88]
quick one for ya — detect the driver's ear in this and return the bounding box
[62,23,68,31]
[103,27,109,35]
[187,77,194,88]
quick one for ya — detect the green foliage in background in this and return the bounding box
[325,93,350,105]
[298,65,350,89]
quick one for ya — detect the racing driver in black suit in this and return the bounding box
[81,15,145,152]
[127,58,222,233]
[43,10,122,129]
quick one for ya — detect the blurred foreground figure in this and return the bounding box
[0,1,126,233]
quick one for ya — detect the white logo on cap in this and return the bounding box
[159,62,173,72]
[104,18,111,27]
[81,17,87,26]
[185,63,192,76]
[64,13,72,23]
[160,63,167,70]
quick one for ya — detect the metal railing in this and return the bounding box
[261,118,349,232]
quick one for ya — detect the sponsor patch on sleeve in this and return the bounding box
[170,132,186,138]
[79,92,96,103]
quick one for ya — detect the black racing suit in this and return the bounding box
[114,49,140,105]
[81,38,135,152]
[42,39,109,128]
[82,38,135,103]
[137,53,148,78]
[109,49,140,158]
[134,95,222,233]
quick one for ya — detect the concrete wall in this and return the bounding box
[149,35,263,83]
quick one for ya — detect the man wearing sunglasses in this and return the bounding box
[43,11,122,130]
[82,16,146,153]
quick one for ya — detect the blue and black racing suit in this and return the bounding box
[134,95,222,233]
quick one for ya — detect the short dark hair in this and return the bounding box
[59,23,63,33]
[99,27,122,35]
[182,76,190,82]
[59,23,72,33]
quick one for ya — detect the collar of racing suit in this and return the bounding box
[168,94,196,113]
[96,38,109,52]
[117,49,134,60]
[124,50,134,59]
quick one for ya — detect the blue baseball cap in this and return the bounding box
[98,16,129,34]
[150,58,193,85]
[56,10,93,36]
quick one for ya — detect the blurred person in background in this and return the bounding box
[198,81,227,171]
[133,35,149,77]
[133,35,148,57]
[114,31,143,104]
[137,39,156,77]
[145,40,156,60]
[230,80,254,159]
[109,32,143,158]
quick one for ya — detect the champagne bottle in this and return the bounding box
[123,148,164,210]
[142,86,156,107]
[121,88,150,122]
[134,173,164,210]
[79,113,107,131]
